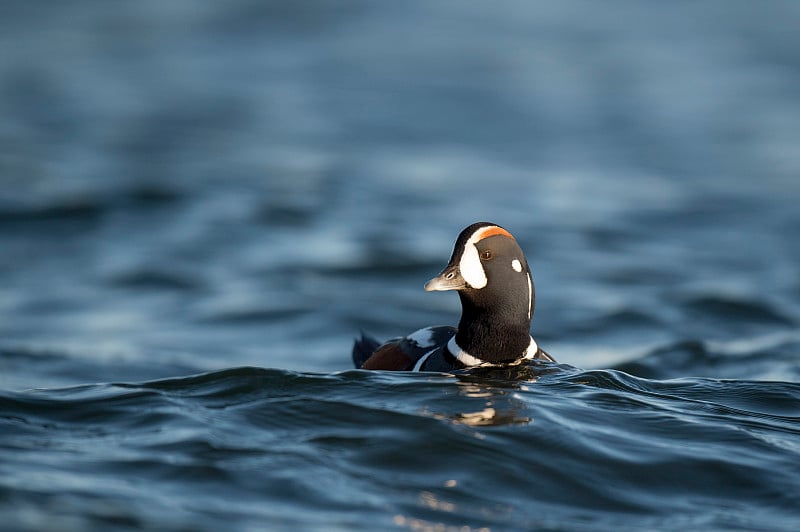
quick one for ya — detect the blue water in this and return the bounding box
[2,1,800,530]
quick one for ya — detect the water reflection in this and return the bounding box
[424,363,562,427]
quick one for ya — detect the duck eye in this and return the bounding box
[480,250,492,261]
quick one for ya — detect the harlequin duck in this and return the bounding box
[352,222,555,371]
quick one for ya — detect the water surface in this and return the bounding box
[1,1,799,530]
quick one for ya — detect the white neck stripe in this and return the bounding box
[447,336,484,366]
[524,336,539,358]
[447,336,539,367]
[527,272,533,320]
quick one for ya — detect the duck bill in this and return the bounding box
[424,266,466,292]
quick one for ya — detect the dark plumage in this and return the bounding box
[353,222,555,371]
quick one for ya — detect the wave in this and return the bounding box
[0,184,183,229]
[2,366,798,531]
[615,332,800,381]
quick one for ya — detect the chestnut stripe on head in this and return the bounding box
[473,225,515,242]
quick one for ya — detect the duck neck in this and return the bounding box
[453,293,533,363]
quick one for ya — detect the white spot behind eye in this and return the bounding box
[511,259,522,272]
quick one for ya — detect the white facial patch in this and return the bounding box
[511,259,522,272]
[457,225,514,290]
[459,241,487,289]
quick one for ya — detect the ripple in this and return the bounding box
[107,269,204,292]
[1,367,799,531]
[616,336,800,381]
[0,200,105,226]
[680,294,794,326]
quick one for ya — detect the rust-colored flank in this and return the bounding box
[361,343,413,370]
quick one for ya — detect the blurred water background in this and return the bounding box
[1,1,799,531]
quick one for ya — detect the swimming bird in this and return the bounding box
[353,222,555,371]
